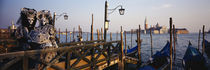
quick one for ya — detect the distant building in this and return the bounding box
[169,28,189,34]
[8,20,16,33]
[143,22,168,34]
[144,17,148,34]
[176,28,189,34]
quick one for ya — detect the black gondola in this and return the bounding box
[138,41,170,70]
[182,42,207,70]
[203,39,210,58]
[123,45,138,57]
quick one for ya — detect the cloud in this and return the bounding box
[152,4,173,10]
[162,4,172,8]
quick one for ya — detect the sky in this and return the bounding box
[0,0,210,33]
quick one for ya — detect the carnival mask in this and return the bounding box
[37,10,52,26]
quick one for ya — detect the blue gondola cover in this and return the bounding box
[182,42,207,70]
[138,41,170,70]
[138,65,155,70]
[183,45,203,62]
[152,41,170,58]
[123,45,138,54]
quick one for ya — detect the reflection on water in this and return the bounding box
[58,33,210,69]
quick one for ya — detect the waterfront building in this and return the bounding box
[144,22,168,34]
[175,28,189,34]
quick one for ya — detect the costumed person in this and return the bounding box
[28,10,58,70]
[15,7,37,51]
[15,7,37,70]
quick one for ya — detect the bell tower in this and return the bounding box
[144,17,148,34]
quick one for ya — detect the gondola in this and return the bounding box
[182,42,207,70]
[138,41,170,70]
[123,45,138,57]
[203,39,210,58]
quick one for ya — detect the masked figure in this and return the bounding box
[28,10,58,70]
[15,8,37,50]
[28,10,58,48]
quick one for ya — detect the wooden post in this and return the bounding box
[118,26,124,70]
[91,14,94,41]
[101,28,103,40]
[124,31,127,55]
[52,12,56,26]
[23,54,28,70]
[86,32,89,41]
[73,27,75,41]
[198,30,201,50]
[169,17,173,70]
[97,29,100,40]
[107,32,111,67]
[131,29,133,48]
[137,25,141,65]
[66,28,68,43]
[110,32,112,41]
[173,25,176,60]
[202,25,205,55]
[78,25,81,37]
[90,14,95,69]
[150,28,153,57]
[81,27,83,39]
[65,52,71,70]
[116,31,119,40]
[59,28,60,43]
[69,32,72,42]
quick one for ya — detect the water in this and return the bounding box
[58,33,210,69]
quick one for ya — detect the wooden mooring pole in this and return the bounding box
[169,17,173,70]
[137,25,141,65]
[90,14,95,69]
[66,28,68,43]
[131,29,133,48]
[78,25,81,38]
[101,28,103,40]
[69,32,72,42]
[91,14,94,41]
[118,26,124,70]
[124,31,127,55]
[52,12,56,26]
[110,32,112,41]
[97,29,100,40]
[198,29,201,50]
[73,27,75,42]
[59,28,60,43]
[150,28,153,57]
[173,25,176,60]
[116,31,119,40]
[86,32,89,41]
[202,25,205,55]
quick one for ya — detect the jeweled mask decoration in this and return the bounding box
[37,10,53,26]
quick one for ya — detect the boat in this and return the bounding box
[138,41,170,70]
[182,42,207,70]
[123,45,138,57]
[203,39,210,58]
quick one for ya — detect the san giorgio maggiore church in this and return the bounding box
[143,17,168,34]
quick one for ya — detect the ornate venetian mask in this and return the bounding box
[20,8,37,27]
[37,10,52,26]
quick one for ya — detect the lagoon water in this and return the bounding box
[58,33,210,69]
